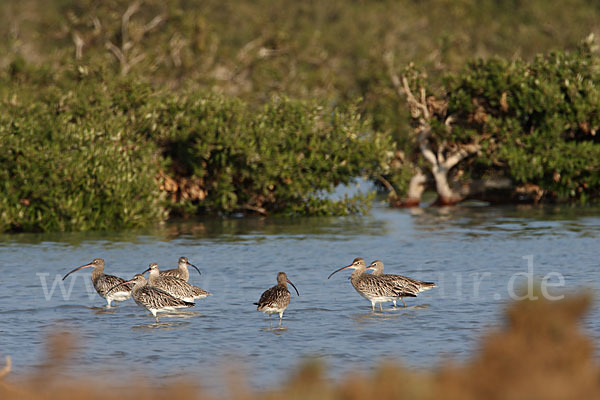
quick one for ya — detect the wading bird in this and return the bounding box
[159,256,201,282]
[328,257,422,311]
[254,272,299,324]
[144,263,211,302]
[107,274,194,322]
[367,260,436,307]
[62,258,132,307]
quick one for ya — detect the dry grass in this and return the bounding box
[1,294,598,399]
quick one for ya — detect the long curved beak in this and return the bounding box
[327,264,352,279]
[142,267,151,274]
[187,262,201,275]
[106,279,135,295]
[62,263,93,280]
[287,279,299,296]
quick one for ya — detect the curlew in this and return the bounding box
[107,274,194,322]
[367,260,436,307]
[63,258,132,308]
[144,263,211,302]
[328,257,419,311]
[254,272,299,324]
[160,256,201,282]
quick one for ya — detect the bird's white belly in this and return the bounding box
[261,306,285,314]
[369,296,397,303]
[152,306,176,313]
[356,289,396,303]
[108,291,131,302]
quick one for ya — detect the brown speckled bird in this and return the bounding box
[144,263,211,302]
[328,257,425,311]
[367,260,436,307]
[254,272,299,323]
[159,256,201,282]
[63,258,132,308]
[107,274,194,322]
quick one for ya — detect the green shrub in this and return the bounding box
[0,66,393,232]
[140,94,393,216]
[412,37,600,202]
[0,74,166,232]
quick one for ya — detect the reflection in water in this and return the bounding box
[350,311,402,323]
[161,214,387,242]
[128,311,202,327]
[0,213,387,246]
[91,307,118,315]
[261,325,289,334]
[132,321,191,330]
[409,204,600,238]
[349,304,429,323]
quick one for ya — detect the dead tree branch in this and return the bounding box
[72,32,84,60]
[105,0,164,75]
[376,175,398,198]
[386,54,486,205]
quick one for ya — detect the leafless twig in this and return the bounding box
[105,0,164,75]
[72,32,84,60]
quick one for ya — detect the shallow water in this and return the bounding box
[1,203,599,391]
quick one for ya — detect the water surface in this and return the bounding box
[1,203,599,391]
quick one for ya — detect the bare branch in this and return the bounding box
[105,40,125,65]
[143,15,164,34]
[443,144,481,170]
[401,76,430,120]
[376,175,397,198]
[419,87,430,119]
[241,204,268,216]
[406,169,427,200]
[103,1,162,75]
[122,0,142,51]
[72,32,84,60]
[237,37,265,63]
[420,143,438,167]
[92,16,102,34]
[437,140,447,164]
[128,52,146,68]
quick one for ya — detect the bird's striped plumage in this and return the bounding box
[159,256,201,282]
[62,258,132,307]
[367,260,436,308]
[369,261,436,291]
[328,257,421,311]
[145,263,211,302]
[108,274,193,322]
[255,272,299,323]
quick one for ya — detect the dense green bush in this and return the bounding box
[405,38,600,203]
[139,94,393,216]
[0,76,166,232]
[0,67,393,232]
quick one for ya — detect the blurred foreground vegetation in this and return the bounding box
[1,0,600,231]
[1,294,597,400]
